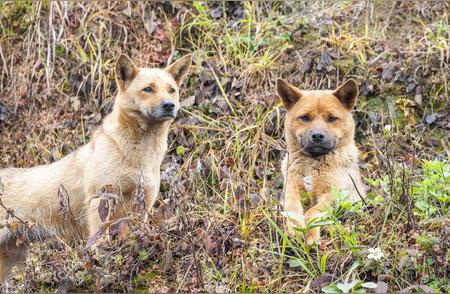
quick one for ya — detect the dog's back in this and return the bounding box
[0,147,89,239]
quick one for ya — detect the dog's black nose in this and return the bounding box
[311,132,325,142]
[162,101,175,112]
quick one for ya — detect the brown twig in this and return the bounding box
[348,172,367,205]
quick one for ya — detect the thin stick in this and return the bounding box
[348,172,367,205]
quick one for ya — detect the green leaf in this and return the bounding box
[176,146,185,155]
[193,1,206,13]
[322,284,342,293]
[286,258,315,275]
[138,250,148,261]
[320,253,329,274]
[55,44,65,57]
[288,259,304,268]
[308,218,334,228]
[281,211,305,225]
[336,280,358,293]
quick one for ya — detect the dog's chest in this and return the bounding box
[291,158,331,192]
[128,139,166,193]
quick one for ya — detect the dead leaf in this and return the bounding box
[400,285,433,293]
[300,55,315,74]
[414,86,423,106]
[8,222,20,233]
[0,102,6,122]
[210,6,222,19]
[317,51,334,72]
[197,228,215,251]
[85,228,103,249]
[180,95,195,108]
[98,198,110,222]
[382,64,394,81]
[83,261,92,270]
[70,96,80,111]
[161,247,173,273]
[56,277,75,294]
[143,10,157,36]
[361,79,376,96]
[396,98,417,124]
[118,220,129,241]
[311,274,334,291]
[406,82,416,93]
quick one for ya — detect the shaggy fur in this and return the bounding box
[0,54,192,282]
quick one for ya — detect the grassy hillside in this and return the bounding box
[0,1,448,292]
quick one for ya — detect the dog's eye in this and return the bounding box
[143,87,153,93]
[299,115,310,122]
[169,87,176,94]
[328,116,338,123]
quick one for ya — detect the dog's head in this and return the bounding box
[115,54,192,121]
[276,79,359,157]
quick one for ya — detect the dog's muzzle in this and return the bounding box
[147,100,178,120]
[300,130,336,157]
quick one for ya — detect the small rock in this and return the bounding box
[424,113,437,125]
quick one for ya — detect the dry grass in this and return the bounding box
[0,1,449,292]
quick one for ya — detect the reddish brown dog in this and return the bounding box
[277,79,366,245]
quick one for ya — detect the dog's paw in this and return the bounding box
[305,227,320,246]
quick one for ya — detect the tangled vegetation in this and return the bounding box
[0,1,448,292]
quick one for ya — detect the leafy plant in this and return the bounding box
[322,280,377,293]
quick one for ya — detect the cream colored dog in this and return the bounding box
[0,53,192,282]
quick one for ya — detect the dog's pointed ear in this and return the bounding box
[116,54,138,90]
[166,54,192,86]
[333,79,359,110]
[276,79,302,110]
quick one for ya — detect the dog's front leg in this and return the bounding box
[284,173,306,234]
[144,186,158,210]
[304,192,333,245]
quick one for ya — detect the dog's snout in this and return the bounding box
[162,100,175,112]
[147,99,177,120]
[311,132,325,142]
[301,130,335,157]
